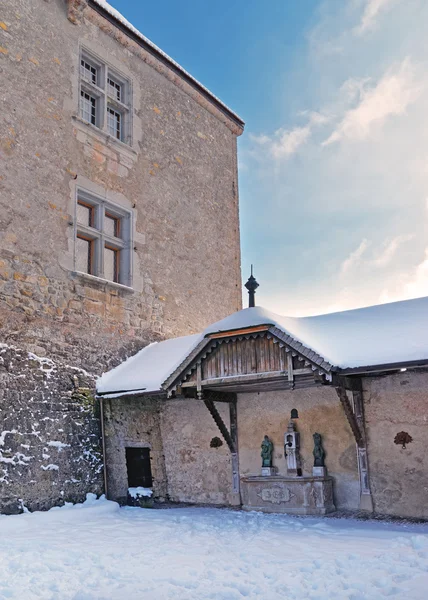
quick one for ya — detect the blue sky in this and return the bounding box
[107,0,428,316]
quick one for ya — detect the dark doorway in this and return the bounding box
[125,447,153,488]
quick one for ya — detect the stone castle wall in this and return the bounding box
[0,344,103,514]
[1,0,242,512]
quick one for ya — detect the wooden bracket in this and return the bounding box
[335,386,364,447]
[203,394,236,454]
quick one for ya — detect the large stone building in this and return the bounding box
[0,0,244,513]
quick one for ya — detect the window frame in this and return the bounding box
[74,189,133,287]
[79,49,131,145]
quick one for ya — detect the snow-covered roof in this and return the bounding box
[96,296,428,397]
[91,0,243,127]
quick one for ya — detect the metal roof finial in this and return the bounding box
[244,265,259,308]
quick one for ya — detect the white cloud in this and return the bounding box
[324,59,423,145]
[249,133,271,146]
[402,248,428,298]
[340,239,371,274]
[355,0,399,35]
[249,111,329,161]
[373,234,414,267]
[271,125,311,159]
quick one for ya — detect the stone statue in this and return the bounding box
[261,435,273,467]
[313,432,325,467]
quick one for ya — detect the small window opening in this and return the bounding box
[107,107,121,140]
[291,408,299,419]
[80,90,96,125]
[108,76,122,102]
[105,213,120,238]
[125,447,153,488]
[104,245,119,283]
[80,59,97,85]
[77,201,94,228]
[76,236,93,275]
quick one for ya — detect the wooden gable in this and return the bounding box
[166,329,331,395]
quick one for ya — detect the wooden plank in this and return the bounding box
[229,400,240,495]
[237,338,242,375]
[287,353,294,382]
[181,370,289,388]
[208,325,270,339]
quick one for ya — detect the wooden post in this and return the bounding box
[352,390,374,512]
[202,391,240,499]
[229,400,240,495]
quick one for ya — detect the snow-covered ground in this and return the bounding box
[1,495,428,600]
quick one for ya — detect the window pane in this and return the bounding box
[80,91,96,125]
[104,214,120,238]
[80,59,97,85]
[76,237,92,274]
[77,203,93,227]
[107,107,121,140]
[104,246,118,282]
[108,77,122,102]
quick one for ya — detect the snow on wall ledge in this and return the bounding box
[0,344,103,514]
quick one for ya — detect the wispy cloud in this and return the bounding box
[323,59,423,145]
[373,234,414,267]
[250,111,329,160]
[340,239,371,274]
[355,0,400,35]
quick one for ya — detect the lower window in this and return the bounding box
[74,190,132,286]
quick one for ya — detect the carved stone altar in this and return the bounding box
[241,475,335,515]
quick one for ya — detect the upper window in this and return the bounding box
[79,50,131,145]
[75,190,132,287]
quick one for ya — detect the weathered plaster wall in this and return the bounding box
[237,389,360,510]
[160,399,239,506]
[103,396,167,504]
[0,344,103,514]
[364,371,428,518]
[1,0,242,372]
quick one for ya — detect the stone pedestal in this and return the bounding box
[313,466,326,477]
[261,466,277,477]
[241,475,335,515]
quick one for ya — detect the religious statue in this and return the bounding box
[261,435,273,467]
[313,432,325,467]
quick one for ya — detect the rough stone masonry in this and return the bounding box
[0,0,244,513]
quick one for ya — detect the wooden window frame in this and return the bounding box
[77,200,95,228]
[105,211,121,238]
[76,234,95,276]
[104,244,120,283]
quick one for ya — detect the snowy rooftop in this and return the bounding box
[96,296,428,397]
[92,0,243,127]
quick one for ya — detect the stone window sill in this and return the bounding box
[72,115,138,159]
[71,271,134,293]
